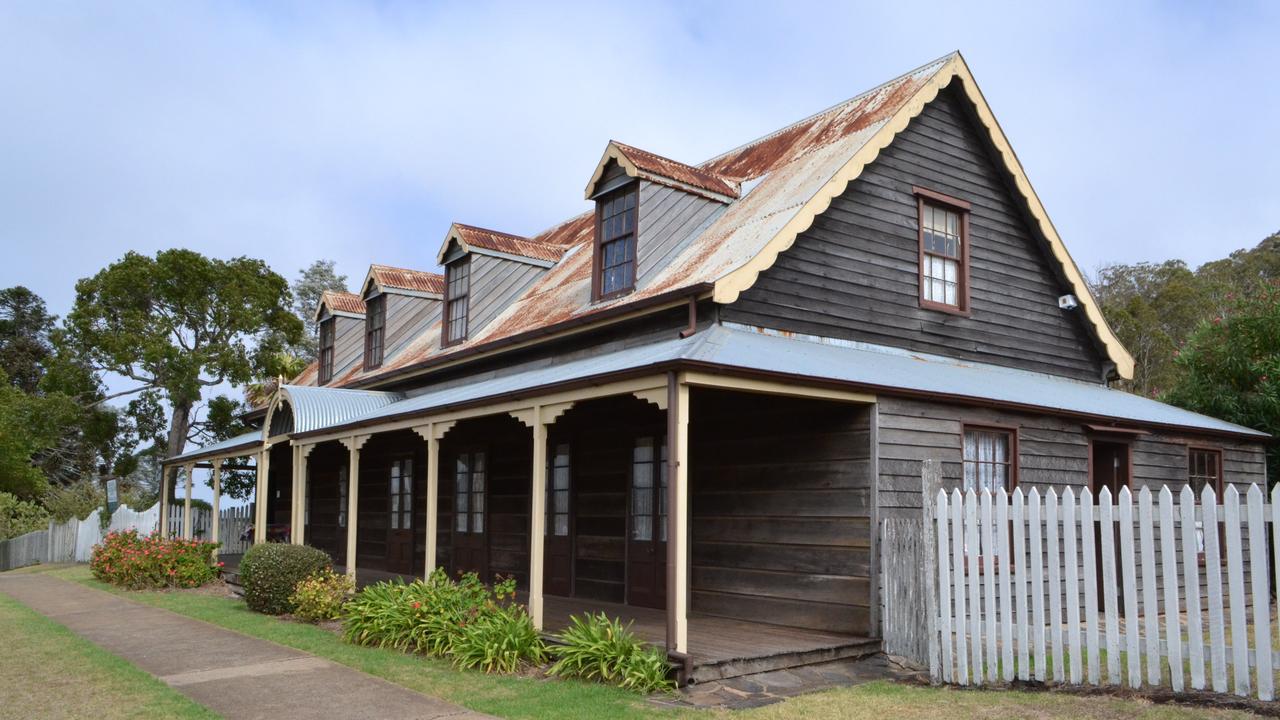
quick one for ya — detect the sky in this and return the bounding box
[2,1,1279,502]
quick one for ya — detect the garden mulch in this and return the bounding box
[0,572,494,720]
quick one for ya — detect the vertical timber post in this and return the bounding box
[182,462,195,540]
[159,463,170,538]
[210,459,222,560]
[921,458,942,682]
[254,445,271,544]
[529,407,548,631]
[343,436,367,582]
[666,372,690,655]
[415,422,451,579]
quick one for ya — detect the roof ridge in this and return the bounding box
[453,223,532,241]
[370,263,443,277]
[612,140,733,180]
[697,51,958,169]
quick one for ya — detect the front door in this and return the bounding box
[387,458,414,575]
[544,443,573,597]
[1090,439,1130,613]
[452,450,488,580]
[627,437,667,609]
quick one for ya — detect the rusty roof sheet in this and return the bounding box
[319,290,366,315]
[369,265,445,295]
[611,141,740,200]
[453,223,567,263]
[307,54,958,388]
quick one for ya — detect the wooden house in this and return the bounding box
[163,52,1268,683]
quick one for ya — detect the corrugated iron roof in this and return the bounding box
[452,224,567,263]
[275,385,404,434]
[319,290,365,315]
[610,141,741,200]
[314,52,1130,389]
[165,430,261,465]
[369,265,445,295]
[296,326,1264,440]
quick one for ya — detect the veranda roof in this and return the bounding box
[164,430,262,466]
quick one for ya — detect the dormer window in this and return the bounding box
[594,183,638,300]
[443,257,470,347]
[364,294,385,368]
[318,318,335,385]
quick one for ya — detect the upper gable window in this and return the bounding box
[443,257,470,347]
[594,183,638,300]
[318,317,335,385]
[364,294,385,369]
[915,187,971,314]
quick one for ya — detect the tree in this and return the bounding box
[1164,282,1280,488]
[66,250,303,500]
[290,260,348,362]
[0,286,55,393]
[0,371,79,497]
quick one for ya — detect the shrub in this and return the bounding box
[450,603,547,673]
[239,543,331,615]
[549,613,674,693]
[42,481,103,522]
[0,491,49,540]
[343,570,545,672]
[90,530,220,589]
[289,569,354,623]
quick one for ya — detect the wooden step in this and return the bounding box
[687,638,881,684]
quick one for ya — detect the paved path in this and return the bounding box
[0,573,493,720]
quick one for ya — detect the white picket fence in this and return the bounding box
[921,478,1279,702]
[217,505,253,556]
[164,506,212,540]
[0,503,161,571]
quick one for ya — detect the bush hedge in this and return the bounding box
[90,530,220,590]
[239,542,331,615]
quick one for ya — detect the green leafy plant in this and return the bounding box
[450,603,547,673]
[0,491,50,540]
[89,529,219,589]
[238,543,331,615]
[342,570,543,673]
[548,613,673,693]
[288,568,354,623]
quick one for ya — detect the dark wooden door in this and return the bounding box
[626,437,667,609]
[544,443,573,597]
[1090,440,1130,613]
[451,450,488,580]
[387,458,414,575]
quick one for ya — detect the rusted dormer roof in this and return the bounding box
[585,140,741,203]
[437,223,567,266]
[365,264,445,297]
[315,290,365,321]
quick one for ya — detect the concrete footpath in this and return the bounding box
[0,573,493,720]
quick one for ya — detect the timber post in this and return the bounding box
[210,459,222,560]
[921,458,942,682]
[665,371,690,654]
[182,462,195,540]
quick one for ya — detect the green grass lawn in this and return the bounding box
[16,564,1264,720]
[0,590,217,720]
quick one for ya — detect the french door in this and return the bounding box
[386,458,414,575]
[627,437,667,609]
[1090,439,1131,613]
[544,443,573,597]
[452,450,488,580]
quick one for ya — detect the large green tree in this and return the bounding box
[66,250,302,499]
[1164,282,1280,488]
[0,286,55,393]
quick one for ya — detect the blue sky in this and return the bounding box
[2,1,1278,500]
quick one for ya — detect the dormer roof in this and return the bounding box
[362,264,445,298]
[585,140,741,203]
[314,290,365,321]
[437,223,567,266]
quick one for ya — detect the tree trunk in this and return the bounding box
[164,400,193,505]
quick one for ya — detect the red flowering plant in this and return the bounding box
[90,529,220,590]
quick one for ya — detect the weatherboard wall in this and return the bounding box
[721,86,1108,383]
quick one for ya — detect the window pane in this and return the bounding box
[554,515,569,536]
[472,471,485,493]
[554,490,569,514]
[456,513,467,532]
[455,493,467,514]
[472,512,484,534]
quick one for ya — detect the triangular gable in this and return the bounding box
[436,223,564,267]
[584,141,740,203]
[709,52,1135,380]
[314,290,365,322]
[360,264,445,300]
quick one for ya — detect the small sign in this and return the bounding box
[105,478,119,513]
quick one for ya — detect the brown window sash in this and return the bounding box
[914,186,971,315]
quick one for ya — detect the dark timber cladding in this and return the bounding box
[722,85,1107,382]
[690,389,873,635]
